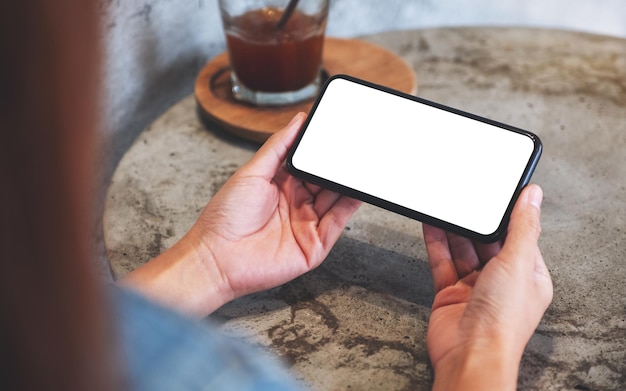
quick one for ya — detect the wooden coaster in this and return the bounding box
[194,37,417,143]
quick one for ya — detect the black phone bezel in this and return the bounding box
[286,74,542,243]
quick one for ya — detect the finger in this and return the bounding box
[241,112,307,179]
[284,175,337,217]
[499,184,543,271]
[497,184,553,316]
[317,196,362,251]
[423,224,459,292]
[475,240,503,265]
[446,231,481,278]
[313,189,343,217]
[303,181,322,197]
[282,171,360,257]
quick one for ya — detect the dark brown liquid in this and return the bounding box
[225,7,325,92]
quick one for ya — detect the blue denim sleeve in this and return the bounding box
[110,286,301,391]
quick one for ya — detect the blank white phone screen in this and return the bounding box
[290,77,536,235]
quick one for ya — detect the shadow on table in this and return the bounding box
[209,235,436,390]
[208,234,556,390]
[209,235,434,323]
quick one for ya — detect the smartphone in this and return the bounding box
[287,74,542,242]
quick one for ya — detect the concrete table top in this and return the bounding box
[104,28,626,390]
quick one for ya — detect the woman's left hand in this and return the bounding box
[121,113,361,317]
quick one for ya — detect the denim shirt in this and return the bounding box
[112,287,300,391]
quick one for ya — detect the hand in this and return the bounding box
[189,112,362,306]
[423,184,553,390]
[121,113,361,317]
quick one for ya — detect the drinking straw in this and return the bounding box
[276,0,299,29]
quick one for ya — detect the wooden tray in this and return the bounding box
[195,37,417,143]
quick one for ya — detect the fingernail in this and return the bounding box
[287,112,305,128]
[527,184,543,208]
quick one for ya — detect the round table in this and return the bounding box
[104,28,626,390]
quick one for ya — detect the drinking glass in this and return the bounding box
[218,0,329,106]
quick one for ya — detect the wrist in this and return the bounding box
[120,230,234,318]
[432,337,521,391]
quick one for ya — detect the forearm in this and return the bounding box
[118,232,232,318]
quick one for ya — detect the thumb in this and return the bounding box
[240,112,307,179]
[499,184,543,270]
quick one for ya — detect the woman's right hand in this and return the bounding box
[423,184,553,390]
